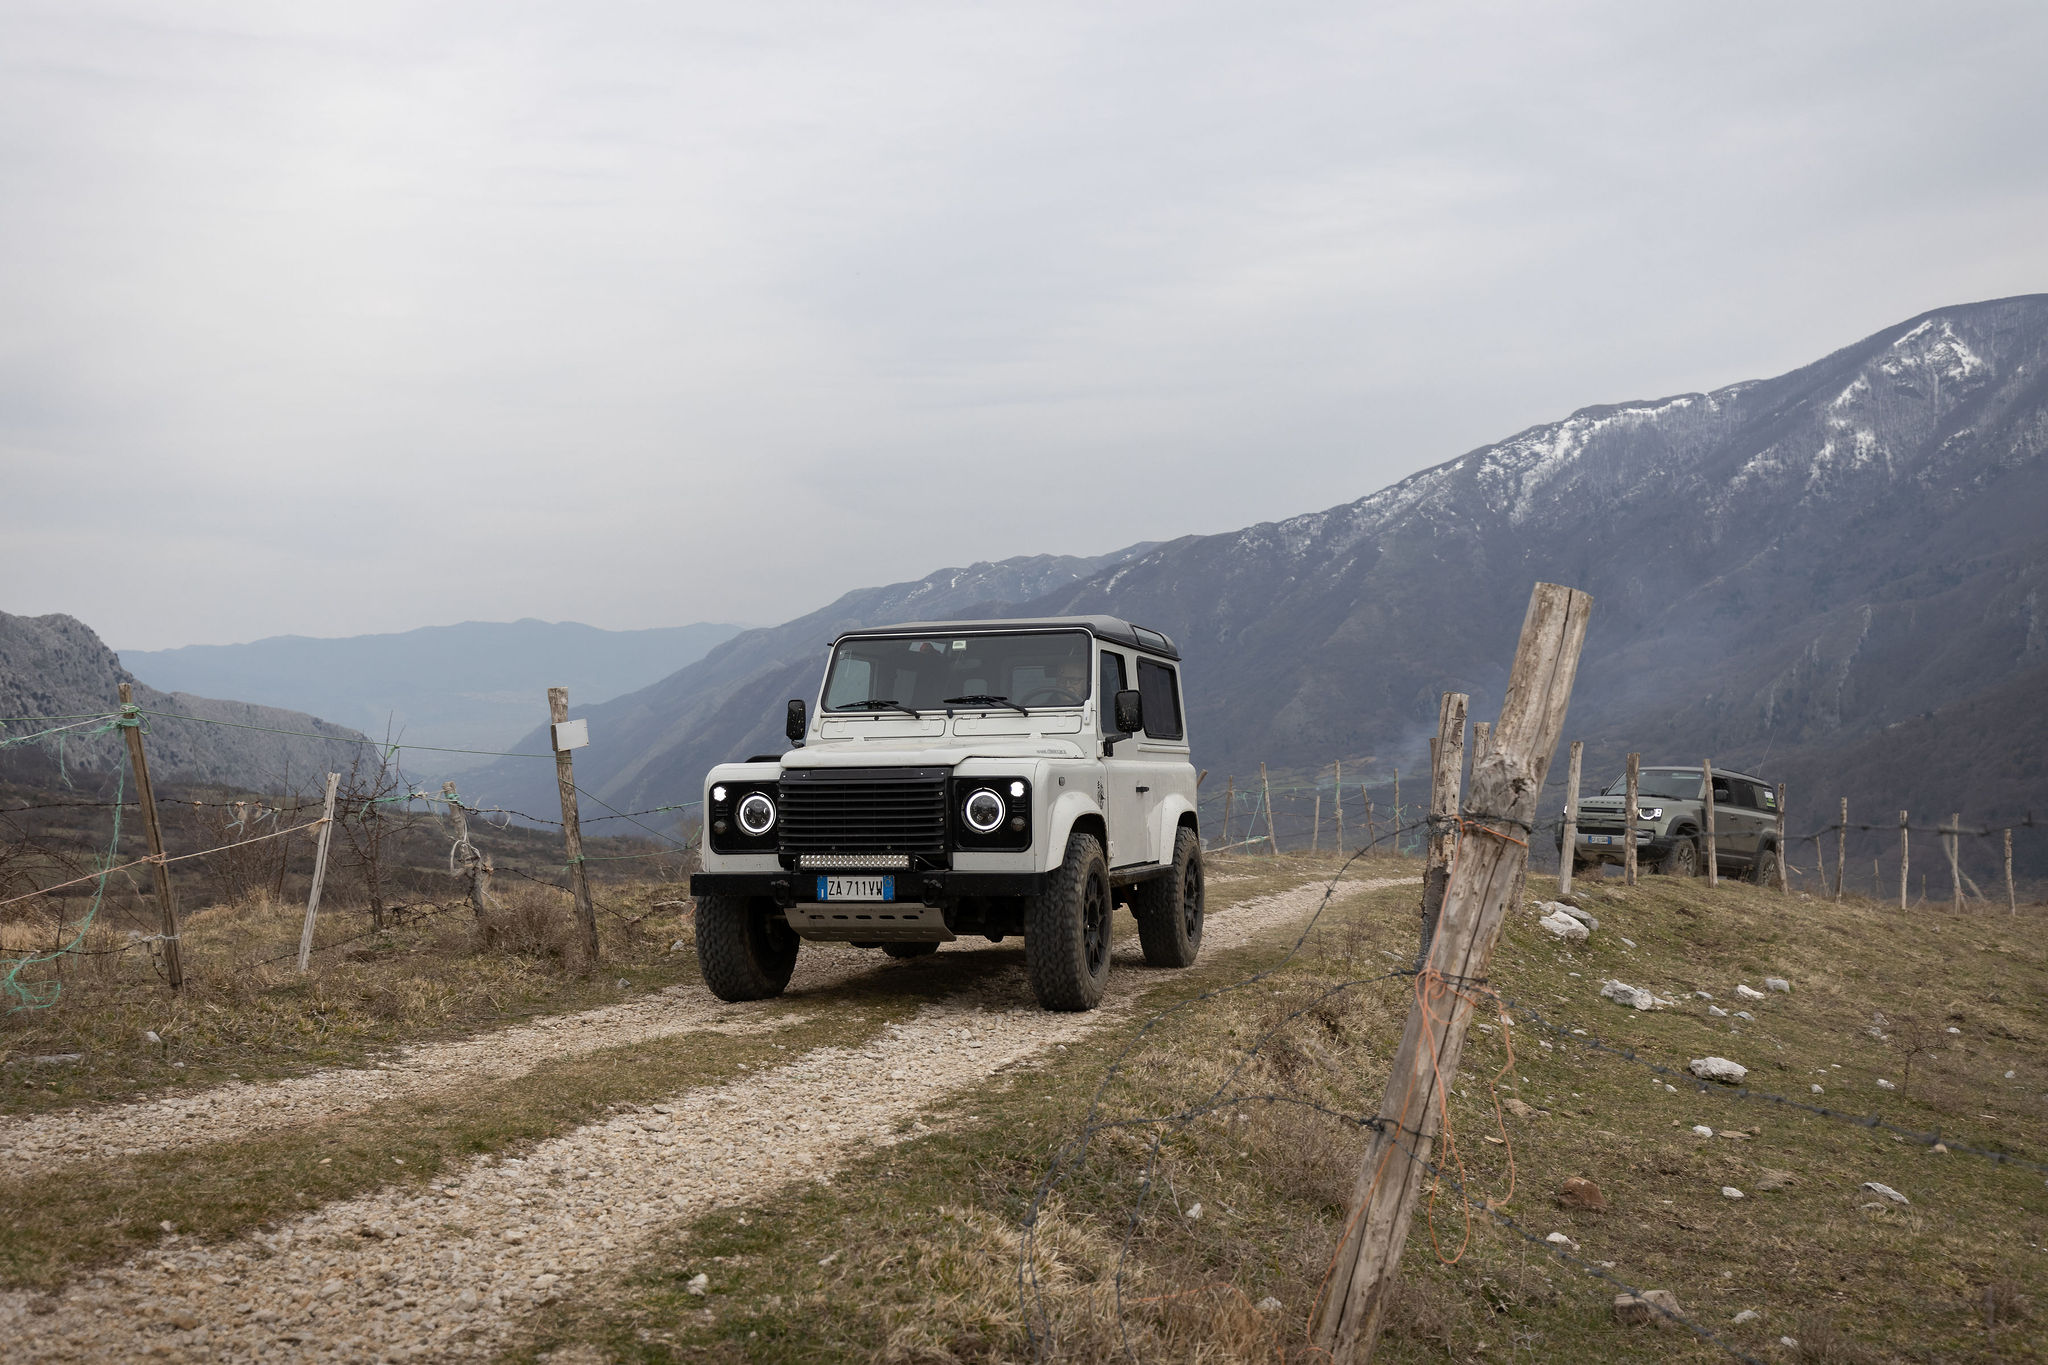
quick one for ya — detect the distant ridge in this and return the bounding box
[121,619,745,769]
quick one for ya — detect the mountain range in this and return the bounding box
[119,619,744,770]
[466,294,2048,879]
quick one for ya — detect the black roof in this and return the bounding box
[834,615,1180,661]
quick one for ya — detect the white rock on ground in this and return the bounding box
[1735,984,1767,1000]
[1689,1056,1748,1084]
[1721,1186,1744,1199]
[1733,1308,1760,1324]
[0,878,1406,1364]
[1691,1125,1714,1138]
[1538,910,1590,942]
[1764,977,1790,993]
[1535,900,1599,931]
[1600,980,1664,1010]
[1859,1181,1909,1204]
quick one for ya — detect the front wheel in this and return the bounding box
[1656,836,1700,878]
[1025,832,1112,1011]
[695,894,799,1001]
[1132,826,1204,967]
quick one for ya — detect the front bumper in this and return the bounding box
[1559,829,1679,861]
[689,868,1057,943]
[689,868,1055,905]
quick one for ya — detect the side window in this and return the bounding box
[1136,659,1183,741]
[1745,781,1776,812]
[1710,776,1735,807]
[1097,651,1127,734]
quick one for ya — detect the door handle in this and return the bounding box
[1135,785,1151,793]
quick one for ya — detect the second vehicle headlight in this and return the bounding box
[1637,805,1663,821]
[736,791,777,836]
[963,788,1006,834]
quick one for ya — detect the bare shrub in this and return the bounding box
[1790,1316,1887,1365]
[472,882,578,964]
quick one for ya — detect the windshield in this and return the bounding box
[1602,768,1703,801]
[821,630,1092,712]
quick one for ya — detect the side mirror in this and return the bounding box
[1113,689,1144,736]
[785,699,807,747]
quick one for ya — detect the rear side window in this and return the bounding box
[1136,659,1183,741]
[1097,651,1127,734]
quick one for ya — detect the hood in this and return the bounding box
[782,737,1089,768]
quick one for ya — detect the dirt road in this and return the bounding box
[0,873,1408,1363]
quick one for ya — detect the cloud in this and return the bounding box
[3,0,2045,647]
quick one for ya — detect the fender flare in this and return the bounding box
[1046,790,1107,865]
[1155,793,1198,855]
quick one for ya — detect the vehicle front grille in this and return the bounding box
[778,767,949,862]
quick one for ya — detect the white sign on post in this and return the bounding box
[552,718,590,752]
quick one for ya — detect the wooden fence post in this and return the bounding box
[1702,759,1719,887]
[549,687,601,962]
[1312,794,1322,854]
[115,683,184,989]
[1899,811,1909,911]
[1623,752,1640,886]
[1419,693,1469,966]
[1392,768,1402,853]
[1335,760,1344,853]
[1309,583,1593,1364]
[441,780,500,918]
[2006,829,2017,916]
[1815,834,1827,893]
[1365,796,1376,850]
[1220,776,1234,852]
[1776,782,1789,894]
[1558,740,1583,896]
[1948,812,1963,914]
[1835,798,1848,902]
[296,772,341,972]
[1260,762,1279,855]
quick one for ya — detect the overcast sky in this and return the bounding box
[4,2,2045,650]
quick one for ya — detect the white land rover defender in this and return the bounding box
[687,616,1204,1011]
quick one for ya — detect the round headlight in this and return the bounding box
[1637,806,1663,821]
[963,788,1006,834]
[711,784,728,803]
[736,791,776,836]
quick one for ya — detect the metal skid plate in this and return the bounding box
[784,898,954,943]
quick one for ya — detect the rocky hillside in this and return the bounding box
[471,295,2048,876]
[1,611,371,789]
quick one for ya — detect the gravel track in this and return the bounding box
[1,874,1409,1363]
[0,944,924,1175]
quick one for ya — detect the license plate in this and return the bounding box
[1584,835,1616,845]
[819,875,894,902]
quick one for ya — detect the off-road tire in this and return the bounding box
[1750,844,1779,886]
[1132,826,1204,967]
[881,941,939,959]
[1025,832,1112,1011]
[1656,834,1701,878]
[695,893,800,1001]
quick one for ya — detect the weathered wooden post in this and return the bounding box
[1898,811,1909,911]
[2006,829,2017,916]
[1835,798,1848,902]
[1557,740,1583,896]
[549,687,601,962]
[1419,692,1469,966]
[1701,759,1719,887]
[1309,582,1593,1364]
[1335,759,1345,852]
[1392,768,1402,853]
[1776,782,1789,894]
[1623,752,1640,886]
[1260,762,1280,855]
[440,780,500,918]
[1312,794,1322,854]
[1947,812,1963,914]
[1220,776,1235,851]
[115,683,184,989]
[296,772,341,971]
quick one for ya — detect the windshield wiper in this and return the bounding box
[943,694,1028,715]
[829,698,920,717]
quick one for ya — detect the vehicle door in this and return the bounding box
[1721,778,1761,865]
[1128,656,1190,868]
[1097,646,1150,868]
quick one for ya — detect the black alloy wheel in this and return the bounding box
[1025,832,1113,1010]
[1134,826,1203,967]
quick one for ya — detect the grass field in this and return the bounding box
[507,855,2048,1364]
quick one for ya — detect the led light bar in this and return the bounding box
[796,853,911,870]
